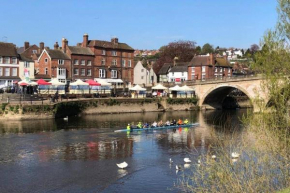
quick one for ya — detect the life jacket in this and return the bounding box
[127,125,131,130]
[137,123,142,128]
[184,119,189,124]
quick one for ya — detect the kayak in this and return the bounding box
[114,123,199,132]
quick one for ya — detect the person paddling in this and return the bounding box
[152,121,157,127]
[127,124,131,131]
[137,122,143,129]
[177,119,183,125]
[184,119,189,124]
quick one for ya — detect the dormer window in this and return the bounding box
[111,51,117,56]
[58,60,64,65]
[32,50,37,54]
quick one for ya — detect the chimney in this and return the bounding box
[82,33,88,47]
[54,42,59,50]
[173,56,178,66]
[39,42,44,52]
[209,53,215,65]
[111,37,118,44]
[24,42,29,50]
[62,38,68,53]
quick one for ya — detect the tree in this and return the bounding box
[201,43,214,54]
[155,40,197,73]
[250,44,260,54]
[196,46,201,54]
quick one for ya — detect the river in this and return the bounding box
[0,109,248,193]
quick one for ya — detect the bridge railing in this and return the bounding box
[163,75,261,87]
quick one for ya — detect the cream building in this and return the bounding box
[133,61,157,86]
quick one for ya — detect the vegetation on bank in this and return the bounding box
[177,1,290,192]
[166,97,198,105]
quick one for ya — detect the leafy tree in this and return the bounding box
[155,40,197,73]
[201,43,214,54]
[195,46,201,54]
[250,44,260,54]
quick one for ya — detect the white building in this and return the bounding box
[133,61,157,86]
[168,64,188,83]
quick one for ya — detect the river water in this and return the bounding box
[0,110,247,193]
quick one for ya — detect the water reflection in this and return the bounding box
[0,110,248,193]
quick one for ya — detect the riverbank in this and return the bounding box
[0,97,199,120]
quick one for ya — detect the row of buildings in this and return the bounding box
[0,35,233,89]
[0,34,134,87]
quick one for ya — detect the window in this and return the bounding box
[24,69,30,77]
[45,68,48,75]
[182,72,184,76]
[220,68,223,72]
[141,69,144,72]
[228,68,231,73]
[87,60,92,66]
[81,60,85,65]
[5,68,10,76]
[32,50,37,54]
[141,76,144,79]
[101,58,106,65]
[12,68,17,76]
[4,57,10,64]
[215,67,218,72]
[73,59,79,65]
[87,69,92,76]
[192,67,195,72]
[112,59,117,66]
[58,68,66,76]
[12,57,17,64]
[172,72,174,76]
[74,68,79,75]
[24,62,30,68]
[102,50,106,55]
[81,69,85,76]
[128,60,131,67]
[58,60,64,65]
[111,51,117,56]
[202,66,206,72]
[45,58,48,63]
[0,68,2,76]
[0,57,2,63]
[99,69,106,78]
[111,70,117,78]
[122,59,126,67]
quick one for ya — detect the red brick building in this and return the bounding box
[80,34,135,85]
[36,47,71,83]
[63,38,95,81]
[188,54,232,81]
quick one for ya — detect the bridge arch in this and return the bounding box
[198,84,254,110]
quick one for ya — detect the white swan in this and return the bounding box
[184,158,192,163]
[63,116,68,121]
[231,152,240,158]
[116,161,128,169]
[211,155,217,159]
[169,158,173,163]
[184,163,190,169]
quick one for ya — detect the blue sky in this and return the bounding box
[0,0,277,50]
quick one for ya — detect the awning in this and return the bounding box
[95,78,123,83]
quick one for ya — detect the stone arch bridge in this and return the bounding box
[187,76,267,112]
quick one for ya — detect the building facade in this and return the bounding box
[134,61,157,86]
[80,34,134,85]
[0,42,19,87]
